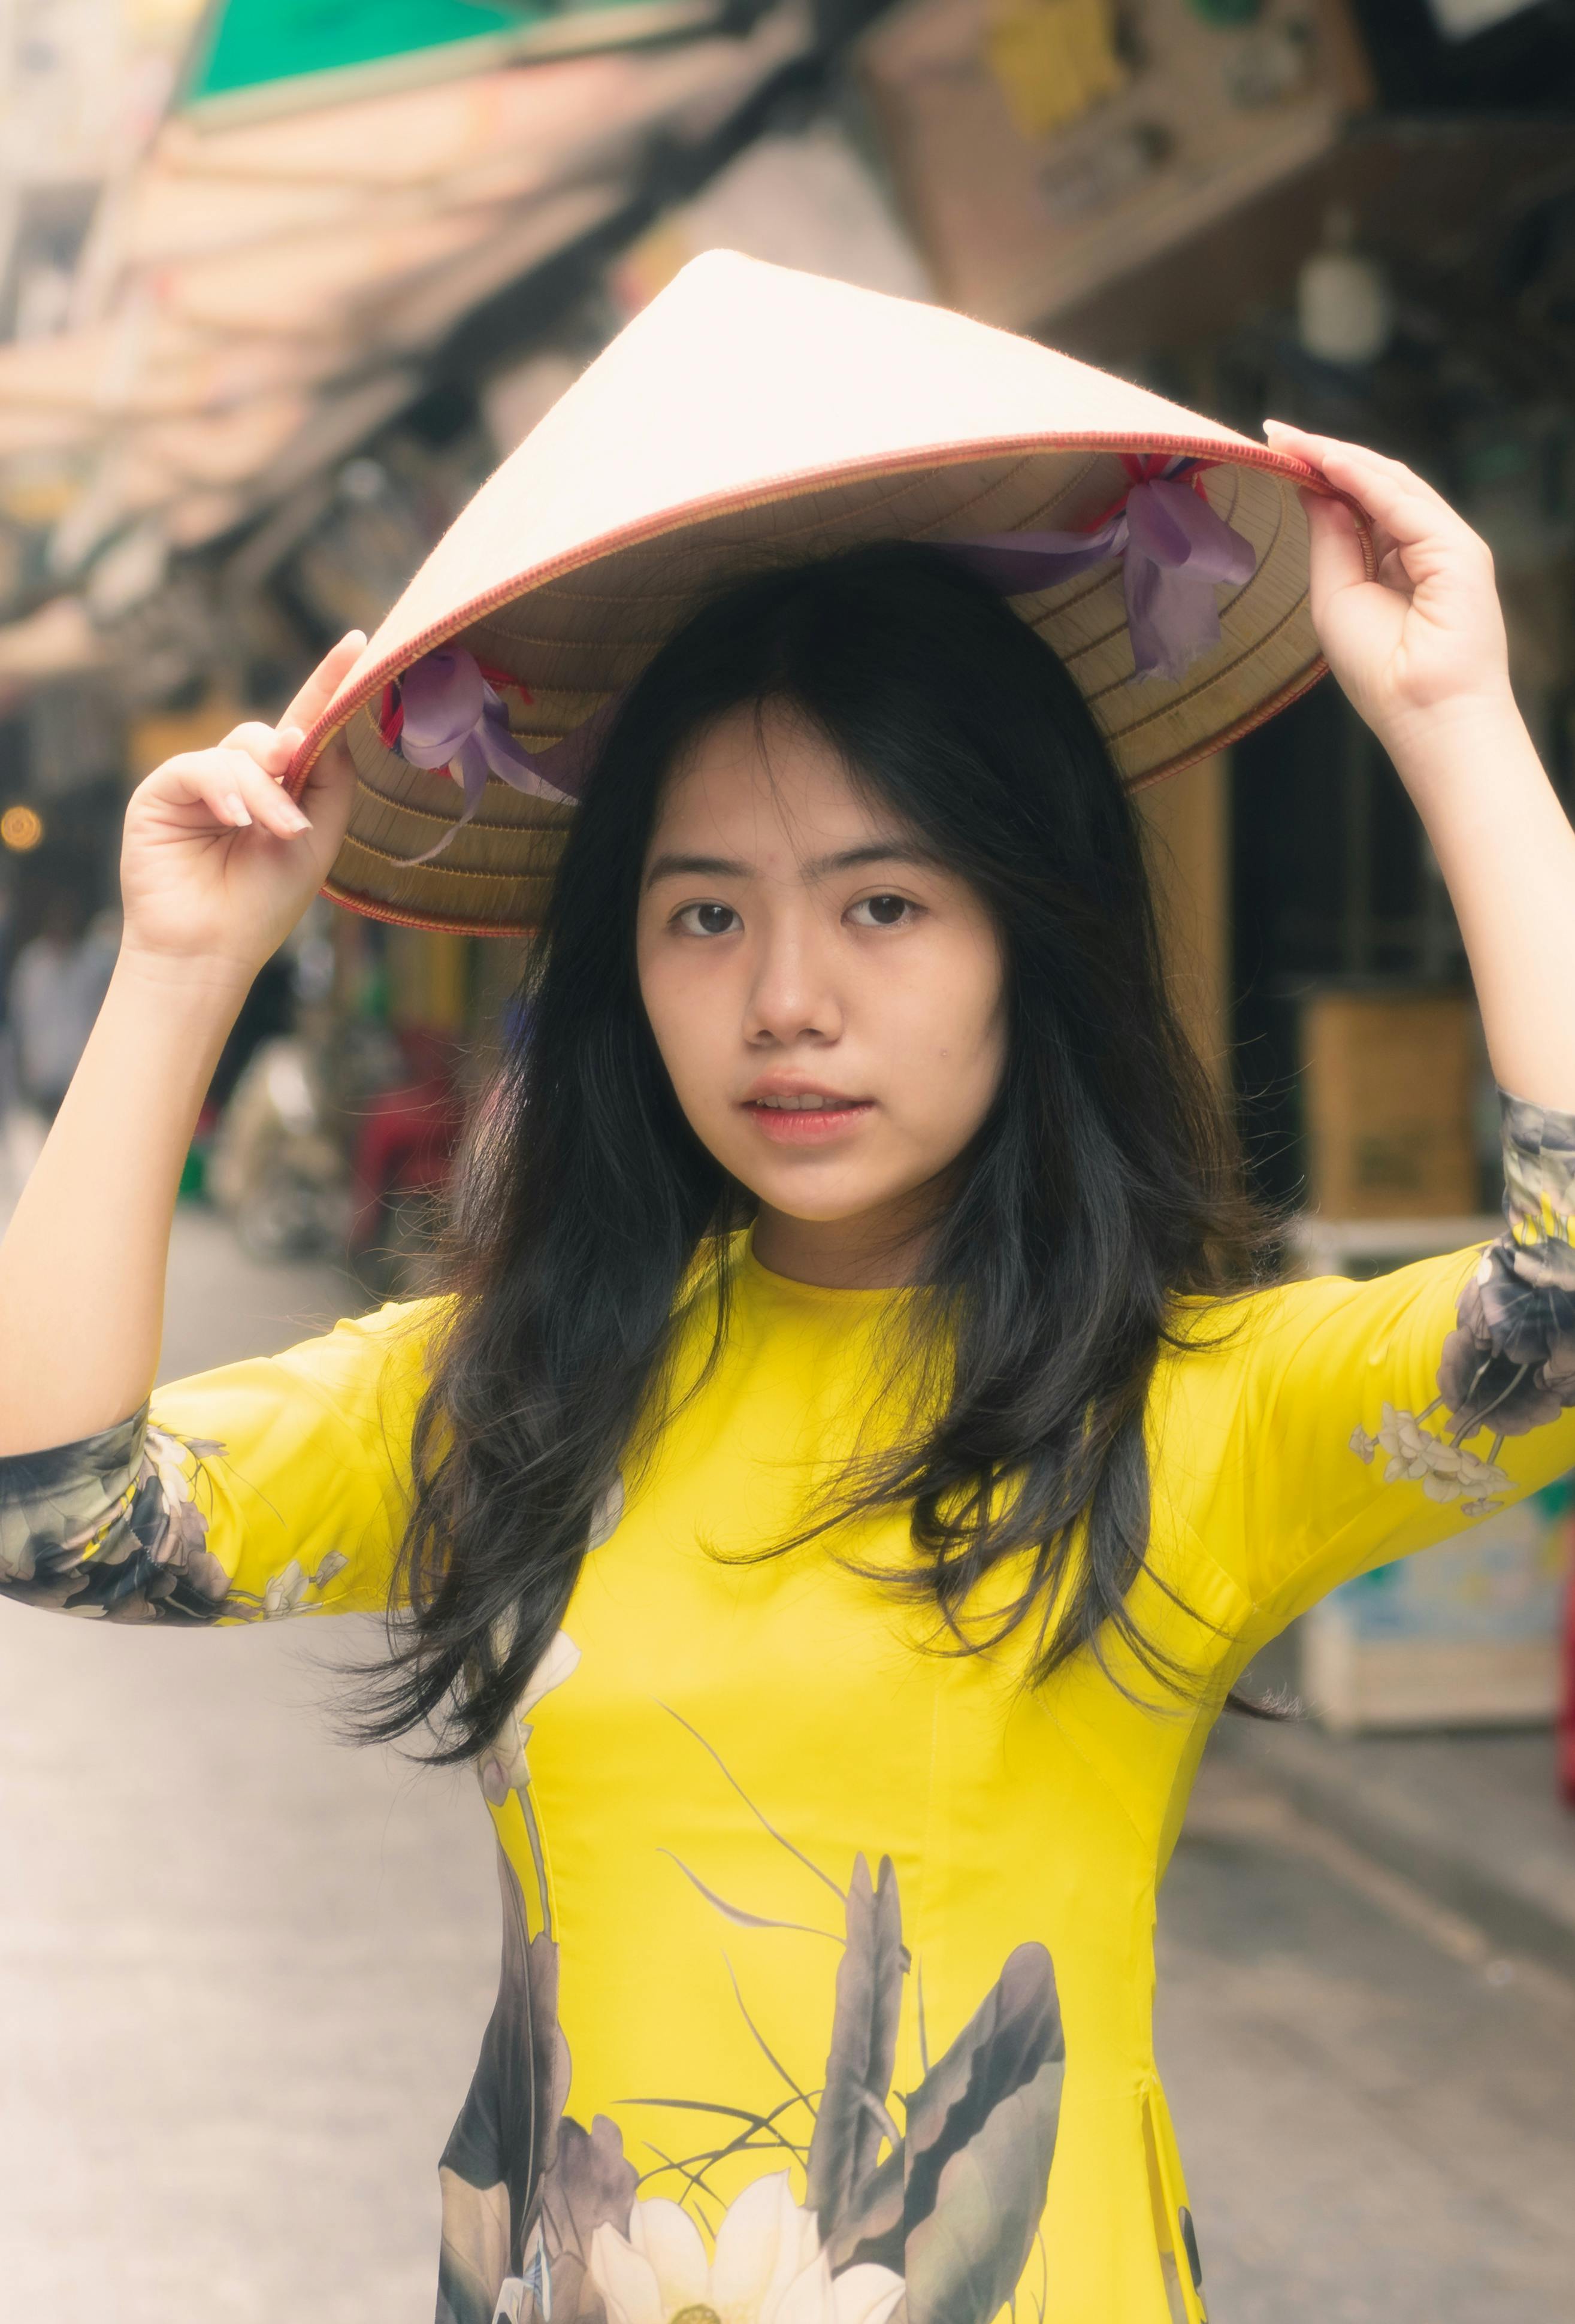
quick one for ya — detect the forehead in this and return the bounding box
[652,703,894,854]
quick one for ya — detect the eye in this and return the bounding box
[675,901,740,937]
[848,893,918,928]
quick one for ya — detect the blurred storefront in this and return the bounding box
[969,2,1575,1737]
[4,0,1575,1717]
[0,0,872,1271]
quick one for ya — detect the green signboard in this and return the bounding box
[188,1,528,103]
[184,0,717,118]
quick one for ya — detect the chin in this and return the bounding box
[769,1196,882,1227]
[745,1168,909,1225]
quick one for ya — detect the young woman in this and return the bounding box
[3,331,1574,2324]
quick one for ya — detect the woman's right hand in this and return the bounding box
[119,631,367,985]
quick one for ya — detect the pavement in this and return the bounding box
[1160,1729,1575,2323]
[2,1145,1574,2320]
[0,1163,501,2323]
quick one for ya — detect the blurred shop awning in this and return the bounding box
[0,0,816,594]
[20,0,1573,682]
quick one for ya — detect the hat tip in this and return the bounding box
[667,246,770,292]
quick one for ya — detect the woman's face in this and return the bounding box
[636,703,1007,1284]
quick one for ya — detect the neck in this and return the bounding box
[750,1191,939,1290]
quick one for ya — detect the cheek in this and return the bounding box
[637,939,730,1114]
[895,941,1006,1110]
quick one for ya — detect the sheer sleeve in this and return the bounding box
[0,1297,446,1625]
[1219,1091,1575,1632]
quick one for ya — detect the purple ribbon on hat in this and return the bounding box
[942,456,1257,683]
[382,459,1254,864]
[384,645,618,867]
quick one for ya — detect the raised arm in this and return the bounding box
[1262,419,1575,1113]
[0,634,364,1458]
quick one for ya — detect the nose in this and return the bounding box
[742,909,844,1048]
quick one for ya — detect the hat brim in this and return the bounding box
[289,258,1371,936]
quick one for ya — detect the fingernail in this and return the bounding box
[280,801,310,833]
[225,794,252,827]
[276,725,304,755]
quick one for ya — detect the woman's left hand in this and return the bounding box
[1261,419,1513,750]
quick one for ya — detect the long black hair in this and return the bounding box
[356,541,1269,1762]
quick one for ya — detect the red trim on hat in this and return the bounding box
[1081,453,1215,534]
[376,659,534,760]
[288,426,1359,807]
[474,659,533,698]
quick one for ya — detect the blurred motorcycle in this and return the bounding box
[208,1035,351,1261]
[347,1028,466,1300]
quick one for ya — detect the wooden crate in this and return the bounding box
[1301,988,1479,1220]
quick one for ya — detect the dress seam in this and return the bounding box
[907,1657,947,2093]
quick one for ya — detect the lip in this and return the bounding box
[742,1073,865,1105]
[739,1078,875,1148]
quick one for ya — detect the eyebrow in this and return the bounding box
[642,840,942,889]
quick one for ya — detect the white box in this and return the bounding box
[1292,1213,1574,1733]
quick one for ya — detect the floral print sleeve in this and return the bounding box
[1347,1091,1575,1507]
[0,1299,440,1628]
[0,1404,239,1622]
[1228,1090,1575,1624]
[1461,1090,1575,1427]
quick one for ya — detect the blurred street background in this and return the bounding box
[4,0,1575,2315]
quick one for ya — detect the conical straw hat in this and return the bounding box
[290,250,1370,936]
